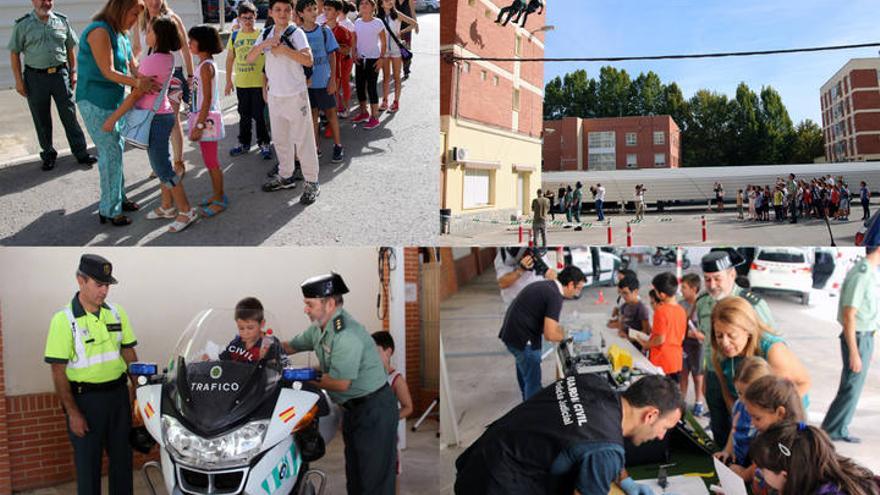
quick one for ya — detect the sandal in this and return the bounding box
[146,206,177,220]
[174,160,186,179]
[200,195,229,218]
[167,208,198,233]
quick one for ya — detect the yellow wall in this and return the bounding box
[442,116,543,216]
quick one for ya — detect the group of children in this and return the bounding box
[111,0,418,233]
[607,269,879,495]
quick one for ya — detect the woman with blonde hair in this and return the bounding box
[131,0,194,178]
[76,0,160,226]
[709,296,811,423]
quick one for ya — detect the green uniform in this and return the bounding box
[8,10,90,162]
[695,285,774,445]
[290,308,387,404]
[822,258,879,440]
[44,293,137,495]
[290,307,397,494]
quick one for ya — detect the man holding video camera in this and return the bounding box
[498,265,586,401]
[494,247,557,310]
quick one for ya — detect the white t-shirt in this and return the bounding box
[258,24,310,97]
[494,250,551,306]
[355,18,385,59]
[596,186,606,201]
[341,17,355,32]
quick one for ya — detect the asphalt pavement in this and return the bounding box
[0,14,439,246]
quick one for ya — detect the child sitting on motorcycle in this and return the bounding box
[219,297,283,363]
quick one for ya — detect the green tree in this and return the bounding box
[596,66,633,117]
[660,82,689,131]
[683,90,732,167]
[758,86,795,164]
[630,71,664,116]
[790,119,824,163]
[728,82,762,165]
[543,76,566,120]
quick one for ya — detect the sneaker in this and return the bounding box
[267,163,279,178]
[259,145,273,160]
[324,126,333,138]
[351,112,370,123]
[317,149,323,159]
[389,100,399,113]
[332,144,344,163]
[363,117,380,130]
[300,181,320,205]
[378,100,388,112]
[262,175,298,192]
[229,145,250,156]
[693,402,707,417]
[338,107,348,119]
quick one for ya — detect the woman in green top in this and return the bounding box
[710,296,811,416]
[76,0,159,226]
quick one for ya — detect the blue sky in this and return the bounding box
[543,0,880,124]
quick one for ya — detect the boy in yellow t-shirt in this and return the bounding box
[225,1,272,159]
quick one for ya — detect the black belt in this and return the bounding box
[70,373,127,395]
[341,383,389,411]
[25,64,66,74]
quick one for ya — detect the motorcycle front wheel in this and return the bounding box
[651,255,663,266]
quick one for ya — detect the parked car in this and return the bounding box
[415,0,439,12]
[748,247,813,305]
[564,247,621,289]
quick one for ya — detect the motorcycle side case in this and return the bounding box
[263,387,321,449]
[136,384,164,448]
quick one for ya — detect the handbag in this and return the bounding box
[119,68,174,149]
[379,15,413,61]
[187,60,225,142]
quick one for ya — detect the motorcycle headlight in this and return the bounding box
[162,416,269,469]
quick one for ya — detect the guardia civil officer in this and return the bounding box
[282,273,397,495]
[695,250,774,445]
[44,254,138,495]
[8,0,97,171]
[822,246,880,443]
[455,374,684,495]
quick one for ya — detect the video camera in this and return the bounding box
[520,247,550,277]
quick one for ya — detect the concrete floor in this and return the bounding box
[439,256,880,493]
[20,418,439,495]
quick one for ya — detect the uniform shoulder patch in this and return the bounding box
[333,315,345,332]
[742,290,763,306]
[15,14,29,23]
[696,293,712,304]
[54,11,68,19]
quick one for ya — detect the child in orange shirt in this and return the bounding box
[638,272,686,381]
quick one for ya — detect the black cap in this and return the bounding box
[78,254,118,284]
[701,251,743,273]
[301,272,349,298]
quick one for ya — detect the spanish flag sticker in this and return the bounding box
[279,406,296,423]
[144,402,155,419]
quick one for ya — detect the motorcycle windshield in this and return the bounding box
[165,309,289,436]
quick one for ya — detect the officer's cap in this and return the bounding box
[301,272,349,298]
[701,250,743,274]
[78,254,118,284]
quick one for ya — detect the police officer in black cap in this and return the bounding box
[282,272,398,495]
[44,254,139,494]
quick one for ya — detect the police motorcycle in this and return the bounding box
[130,309,339,495]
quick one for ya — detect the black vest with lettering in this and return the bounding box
[454,374,624,494]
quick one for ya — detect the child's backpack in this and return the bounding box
[261,24,313,81]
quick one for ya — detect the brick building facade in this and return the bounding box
[543,115,681,171]
[820,58,880,162]
[441,0,547,230]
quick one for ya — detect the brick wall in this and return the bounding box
[0,307,10,495]
[439,248,497,301]
[851,68,879,89]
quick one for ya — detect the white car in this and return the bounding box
[565,247,620,288]
[748,247,813,305]
[415,0,439,12]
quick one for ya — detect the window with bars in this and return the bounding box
[625,133,637,146]
[653,131,665,145]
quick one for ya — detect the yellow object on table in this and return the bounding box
[608,483,625,495]
[608,344,633,372]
